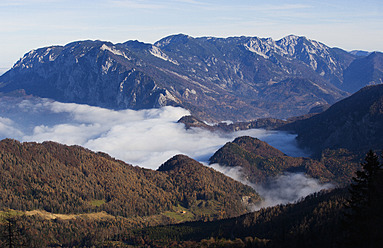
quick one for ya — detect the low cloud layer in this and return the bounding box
[253,172,333,209]
[1,96,330,209]
[0,97,307,169]
[211,164,333,210]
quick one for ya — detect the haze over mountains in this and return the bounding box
[1,33,383,247]
[0,33,382,199]
[1,34,382,121]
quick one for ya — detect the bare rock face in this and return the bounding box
[0,41,181,110]
[1,34,380,121]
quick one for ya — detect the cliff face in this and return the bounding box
[1,35,371,121]
[0,41,181,110]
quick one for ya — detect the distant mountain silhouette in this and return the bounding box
[286,84,383,154]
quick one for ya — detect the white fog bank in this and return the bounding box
[210,164,333,210]
[0,97,308,169]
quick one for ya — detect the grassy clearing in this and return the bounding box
[162,205,195,222]
[0,202,224,227]
[0,209,24,222]
[189,200,224,218]
[89,199,106,207]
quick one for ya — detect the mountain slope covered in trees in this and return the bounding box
[0,139,259,222]
[209,136,361,185]
[129,152,383,248]
[3,155,382,247]
[286,84,383,155]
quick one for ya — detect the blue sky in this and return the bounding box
[1,0,382,72]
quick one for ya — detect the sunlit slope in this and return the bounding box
[0,139,259,221]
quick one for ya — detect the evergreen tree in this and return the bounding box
[0,213,25,248]
[343,150,383,247]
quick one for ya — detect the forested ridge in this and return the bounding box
[1,138,382,247]
[209,136,362,185]
[130,151,383,247]
[129,188,348,247]
[286,84,383,155]
[0,139,258,220]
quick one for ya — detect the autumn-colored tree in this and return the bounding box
[0,213,28,248]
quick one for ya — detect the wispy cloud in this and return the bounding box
[253,172,333,209]
[0,117,23,137]
[109,0,166,9]
[210,164,333,210]
[171,0,210,6]
[0,0,61,6]
[247,3,312,11]
[188,2,312,12]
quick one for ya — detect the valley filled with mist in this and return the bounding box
[1,32,382,247]
[0,95,327,209]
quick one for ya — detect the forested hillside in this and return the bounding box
[0,139,258,221]
[1,139,382,247]
[123,156,383,247]
[129,188,348,247]
[209,136,362,185]
[286,84,383,155]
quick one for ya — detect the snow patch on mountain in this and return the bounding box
[100,44,132,60]
[101,44,123,56]
[150,46,179,65]
[102,57,114,74]
[244,43,269,59]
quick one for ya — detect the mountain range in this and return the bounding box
[1,34,382,121]
[1,34,383,247]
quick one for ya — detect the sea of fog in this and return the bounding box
[0,97,331,208]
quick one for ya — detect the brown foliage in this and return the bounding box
[0,139,257,220]
[209,136,361,185]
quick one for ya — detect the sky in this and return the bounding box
[0,0,382,73]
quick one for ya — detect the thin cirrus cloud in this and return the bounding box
[0,97,308,170]
[0,0,62,7]
[1,0,382,70]
[109,0,167,9]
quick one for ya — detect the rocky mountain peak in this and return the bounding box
[154,33,192,48]
[2,34,381,121]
